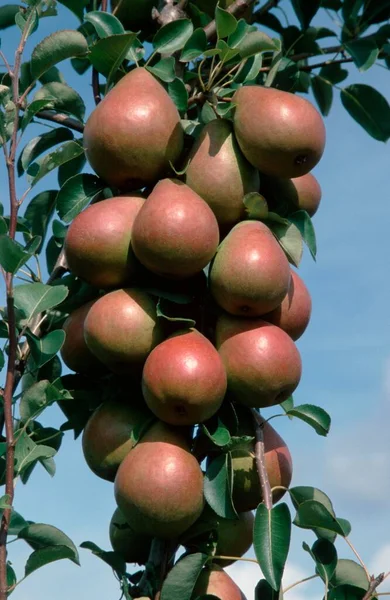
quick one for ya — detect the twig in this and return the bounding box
[362,573,386,600]
[252,409,272,510]
[204,0,257,40]
[33,110,84,133]
[92,0,108,105]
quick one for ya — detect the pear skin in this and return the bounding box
[261,172,322,217]
[193,565,247,600]
[83,68,184,190]
[60,300,102,374]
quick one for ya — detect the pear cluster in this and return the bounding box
[61,66,325,579]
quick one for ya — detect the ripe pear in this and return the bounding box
[84,288,165,374]
[83,68,184,190]
[216,314,302,408]
[114,421,204,539]
[192,565,247,600]
[209,221,291,317]
[261,172,322,218]
[109,507,152,564]
[64,195,144,289]
[60,300,102,374]
[142,329,227,426]
[289,173,322,216]
[263,270,312,341]
[111,0,155,32]
[82,400,145,481]
[131,179,220,278]
[233,86,326,178]
[214,511,254,567]
[185,119,260,235]
[231,418,293,512]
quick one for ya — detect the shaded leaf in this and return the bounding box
[156,297,196,328]
[254,503,291,591]
[288,210,317,259]
[345,38,379,71]
[341,84,390,141]
[153,19,194,55]
[243,193,268,219]
[23,190,58,252]
[204,453,237,519]
[25,545,78,577]
[168,78,189,112]
[160,552,209,600]
[303,539,337,583]
[285,404,331,436]
[34,82,85,121]
[20,380,52,421]
[80,541,126,575]
[330,559,369,592]
[269,221,303,267]
[337,518,352,537]
[255,580,283,599]
[20,98,56,132]
[0,494,11,509]
[181,28,207,61]
[311,75,333,116]
[319,62,349,85]
[0,5,20,30]
[18,523,79,563]
[9,510,30,536]
[14,430,56,476]
[58,151,86,188]
[56,173,105,223]
[202,418,231,448]
[291,0,321,29]
[30,30,88,80]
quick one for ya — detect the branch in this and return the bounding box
[204,0,257,40]
[92,0,108,105]
[34,110,84,133]
[362,573,385,600]
[252,409,273,510]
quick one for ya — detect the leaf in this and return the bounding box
[14,282,68,321]
[160,552,209,600]
[14,430,56,476]
[204,453,237,519]
[30,30,88,80]
[34,82,86,121]
[303,538,338,584]
[341,84,390,142]
[0,494,11,509]
[153,19,194,55]
[85,11,125,38]
[215,6,237,39]
[27,330,66,369]
[0,236,31,274]
[288,210,317,259]
[57,0,85,20]
[337,518,352,537]
[280,397,294,413]
[289,486,336,541]
[330,559,370,592]
[20,98,56,132]
[238,30,278,58]
[200,102,217,124]
[56,173,105,223]
[291,0,321,29]
[23,190,58,252]
[18,128,74,175]
[202,418,231,448]
[328,584,367,599]
[18,523,79,561]
[58,151,86,188]
[147,57,176,83]
[181,28,207,61]
[345,38,378,71]
[7,563,16,589]
[80,541,126,575]
[311,75,333,116]
[89,33,137,77]
[319,62,349,85]
[9,510,29,535]
[27,140,84,186]
[285,404,331,436]
[0,5,20,30]
[20,380,52,421]
[269,221,303,267]
[228,18,253,47]
[243,193,269,219]
[255,580,283,599]
[168,78,189,113]
[294,500,345,535]
[25,545,78,577]
[254,503,291,591]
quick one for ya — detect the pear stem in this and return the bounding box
[252,409,273,510]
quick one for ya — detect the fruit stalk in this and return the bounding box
[252,410,273,510]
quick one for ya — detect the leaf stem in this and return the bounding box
[283,573,319,594]
[212,555,260,564]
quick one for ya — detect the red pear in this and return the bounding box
[142,329,227,426]
[260,172,322,218]
[290,172,322,216]
[60,300,102,374]
[216,315,302,408]
[192,565,247,600]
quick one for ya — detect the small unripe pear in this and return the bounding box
[109,507,152,564]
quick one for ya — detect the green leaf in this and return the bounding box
[0,236,31,274]
[27,330,66,369]
[168,78,189,113]
[0,494,11,509]
[294,500,345,535]
[18,128,74,176]
[269,221,303,267]
[204,453,237,519]
[161,552,209,600]
[255,580,283,599]
[228,18,253,48]
[215,6,237,39]
[89,33,137,78]
[288,210,317,259]
[20,380,51,421]
[181,28,207,61]
[56,173,105,223]
[0,5,20,30]
[289,486,336,541]
[39,65,66,85]
[254,503,291,591]
[30,30,88,81]
[18,523,79,563]
[9,510,29,535]
[7,563,16,589]
[57,0,84,20]
[319,62,348,85]
[58,151,86,188]
[337,518,352,537]
[153,19,194,55]
[202,418,231,448]
[243,193,269,220]
[238,30,278,58]
[14,431,57,476]
[23,190,58,253]
[15,8,39,38]
[200,102,217,124]
[14,282,68,321]
[341,84,390,142]
[27,140,84,186]
[311,75,333,116]
[25,545,78,577]
[328,584,367,599]
[303,539,337,584]
[280,397,294,413]
[330,559,369,592]
[345,38,378,71]
[285,404,331,436]
[80,541,126,575]
[147,57,176,83]
[20,98,57,132]
[85,10,125,37]
[291,0,321,29]
[34,82,86,121]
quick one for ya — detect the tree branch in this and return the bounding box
[34,110,84,133]
[362,573,385,600]
[252,409,273,510]
[204,0,257,40]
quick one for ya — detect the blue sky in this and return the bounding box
[1,3,390,599]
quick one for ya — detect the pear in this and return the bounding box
[142,329,227,426]
[109,507,152,564]
[192,565,247,600]
[263,270,312,341]
[214,511,254,567]
[185,119,260,235]
[114,421,204,539]
[216,314,302,408]
[64,195,144,289]
[84,288,165,374]
[289,173,322,216]
[82,400,145,481]
[209,221,291,317]
[261,172,322,217]
[60,300,102,374]
[131,178,220,278]
[83,68,184,190]
[233,86,326,178]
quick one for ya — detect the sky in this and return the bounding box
[1,2,390,600]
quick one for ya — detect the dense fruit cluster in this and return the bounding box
[62,66,325,597]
